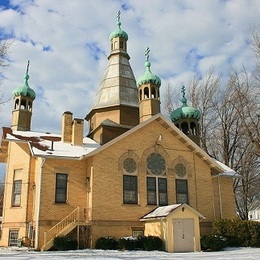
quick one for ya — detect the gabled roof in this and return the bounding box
[140,203,205,221]
[0,114,239,177]
[1,127,99,159]
[100,119,133,129]
[84,113,233,175]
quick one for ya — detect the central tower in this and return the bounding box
[86,11,139,145]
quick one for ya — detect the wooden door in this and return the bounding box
[173,219,194,252]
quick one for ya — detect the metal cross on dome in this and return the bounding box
[117,11,121,23]
[145,47,150,62]
[26,60,30,75]
[181,85,186,98]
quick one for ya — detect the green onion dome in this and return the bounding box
[171,87,201,122]
[13,61,36,99]
[137,47,161,87]
[109,11,128,41]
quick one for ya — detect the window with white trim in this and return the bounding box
[9,230,19,246]
[146,153,168,206]
[123,158,138,204]
[176,179,189,204]
[147,177,168,206]
[55,173,68,203]
[123,175,138,204]
[132,230,144,237]
[12,169,23,207]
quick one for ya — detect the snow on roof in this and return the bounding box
[3,128,99,159]
[140,203,205,221]
[214,159,241,178]
[141,204,182,220]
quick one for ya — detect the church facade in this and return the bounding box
[0,13,236,251]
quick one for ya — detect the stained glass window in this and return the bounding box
[176,179,188,204]
[158,178,168,205]
[123,175,137,204]
[147,177,168,205]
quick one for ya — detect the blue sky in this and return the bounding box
[0,0,259,137]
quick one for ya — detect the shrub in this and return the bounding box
[139,236,164,251]
[213,218,260,247]
[95,235,164,251]
[201,234,228,251]
[95,237,118,250]
[118,236,139,250]
[53,236,78,251]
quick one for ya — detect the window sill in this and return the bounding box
[122,203,140,206]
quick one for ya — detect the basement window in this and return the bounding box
[132,230,144,237]
[9,230,19,246]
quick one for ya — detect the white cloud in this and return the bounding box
[0,0,259,134]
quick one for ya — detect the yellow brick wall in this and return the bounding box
[36,158,88,248]
[88,120,235,244]
[0,118,236,249]
[0,142,33,246]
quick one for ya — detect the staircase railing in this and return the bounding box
[43,206,80,247]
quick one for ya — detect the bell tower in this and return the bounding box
[85,11,139,145]
[137,47,161,123]
[11,61,36,131]
[171,86,201,146]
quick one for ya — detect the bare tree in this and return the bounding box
[234,143,260,219]
[162,83,175,117]
[188,67,221,155]
[0,40,12,106]
[250,25,260,74]
[230,68,260,155]
[0,41,11,69]
[164,65,259,219]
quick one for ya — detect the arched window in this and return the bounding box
[14,99,19,110]
[181,122,189,135]
[190,122,197,135]
[151,87,156,98]
[28,101,32,111]
[175,163,189,204]
[114,41,118,49]
[144,87,149,99]
[146,153,167,206]
[139,89,142,101]
[21,99,27,110]
[123,158,138,204]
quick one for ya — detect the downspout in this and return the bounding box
[192,152,198,210]
[35,157,45,249]
[25,152,32,240]
[211,174,223,218]
[218,175,223,218]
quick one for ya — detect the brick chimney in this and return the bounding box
[72,118,84,146]
[62,111,73,143]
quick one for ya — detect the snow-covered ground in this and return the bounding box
[0,247,260,259]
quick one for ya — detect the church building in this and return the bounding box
[0,13,237,252]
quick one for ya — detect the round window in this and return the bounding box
[146,153,166,175]
[175,163,187,178]
[123,158,137,173]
